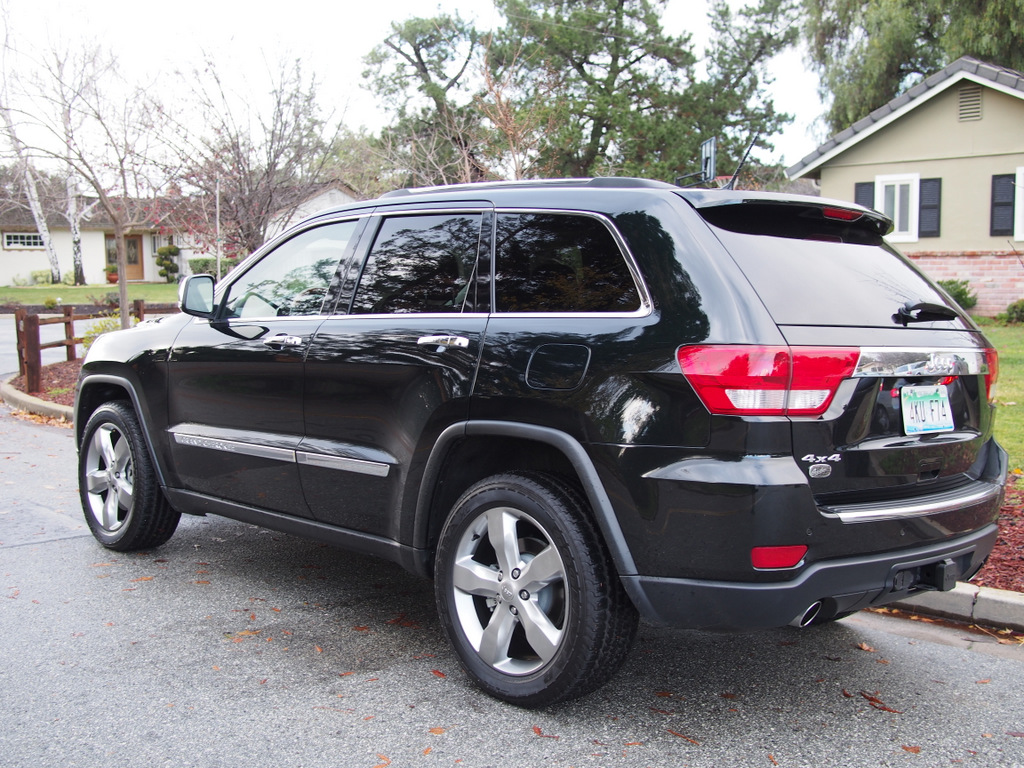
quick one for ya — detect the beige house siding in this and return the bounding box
[819,85,1024,254]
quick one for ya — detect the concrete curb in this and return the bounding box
[894,583,1024,632]
[0,377,74,423]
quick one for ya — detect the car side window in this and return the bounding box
[494,213,641,312]
[350,213,483,314]
[222,221,357,319]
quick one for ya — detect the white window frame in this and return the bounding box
[1015,167,1024,242]
[875,173,920,243]
[3,232,45,250]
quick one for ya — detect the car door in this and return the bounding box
[299,208,490,539]
[165,219,363,517]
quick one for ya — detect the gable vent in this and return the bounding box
[959,83,982,121]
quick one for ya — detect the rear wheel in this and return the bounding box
[78,401,180,551]
[434,472,638,707]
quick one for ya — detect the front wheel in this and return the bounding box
[78,401,180,551]
[434,472,638,707]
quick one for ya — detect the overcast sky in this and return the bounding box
[6,0,825,169]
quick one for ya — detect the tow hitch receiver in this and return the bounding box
[919,558,960,592]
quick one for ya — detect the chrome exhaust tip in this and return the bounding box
[789,601,823,628]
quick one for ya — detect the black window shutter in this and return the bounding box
[919,178,941,238]
[854,182,874,210]
[991,174,1015,236]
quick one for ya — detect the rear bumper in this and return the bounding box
[623,523,1000,630]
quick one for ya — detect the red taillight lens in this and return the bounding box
[751,545,808,570]
[676,345,860,417]
[821,206,863,222]
[984,348,999,402]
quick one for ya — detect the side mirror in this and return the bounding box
[179,274,216,317]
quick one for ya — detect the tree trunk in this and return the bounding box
[65,175,86,285]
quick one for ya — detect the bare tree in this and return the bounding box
[8,43,173,325]
[167,57,341,257]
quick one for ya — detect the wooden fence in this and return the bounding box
[14,300,148,394]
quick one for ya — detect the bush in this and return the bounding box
[156,245,181,283]
[1006,299,1024,324]
[42,297,59,310]
[83,314,137,350]
[937,279,978,311]
[188,256,239,280]
[30,270,52,285]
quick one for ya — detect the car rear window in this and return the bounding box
[696,202,963,328]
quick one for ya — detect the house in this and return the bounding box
[263,182,358,243]
[0,197,205,288]
[786,56,1024,316]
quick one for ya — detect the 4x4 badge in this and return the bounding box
[801,454,841,463]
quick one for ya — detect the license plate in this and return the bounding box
[901,385,954,435]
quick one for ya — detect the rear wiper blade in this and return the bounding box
[892,300,959,326]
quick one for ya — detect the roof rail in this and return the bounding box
[380,177,675,198]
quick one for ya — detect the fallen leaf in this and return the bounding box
[532,726,559,739]
[856,642,876,653]
[624,741,643,746]
[315,646,323,653]
[429,727,446,735]
[976,679,991,684]
[353,626,369,632]
[129,576,153,582]
[194,580,211,585]
[431,669,446,678]
[1007,732,1024,738]
[720,692,739,700]
[654,691,674,698]
[667,730,699,745]
[842,689,853,698]
[768,755,779,766]
[372,755,391,768]
[860,691,902,714]
[902,745,921,754]
[423,748,432,755]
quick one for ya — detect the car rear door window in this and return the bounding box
[494,212,640,313]
[350,213,484,314]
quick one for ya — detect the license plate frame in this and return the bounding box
[900,384,955,436]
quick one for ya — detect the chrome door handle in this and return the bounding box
[263,334,304,347]
[417,335,470,351]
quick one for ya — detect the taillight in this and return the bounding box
[751,545,807,570]
[821,206,863,222]
[676,345,860,417]
[984,348,999,402]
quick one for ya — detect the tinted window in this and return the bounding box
[351,214,482,314]
[222,221,356,318]
[495,213,640,312]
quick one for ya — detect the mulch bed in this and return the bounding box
[7,359,1024,592]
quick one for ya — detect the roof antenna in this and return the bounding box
[725,132,760,190]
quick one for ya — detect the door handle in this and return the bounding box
[263,334,304,348]
[417,335,470,351]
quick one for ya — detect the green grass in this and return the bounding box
[984,325,1024,473]
[0,282,179,305]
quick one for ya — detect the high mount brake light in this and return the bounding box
[821,206,863,222]
[676,345,861,417]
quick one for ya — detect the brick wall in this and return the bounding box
[907,251,1024,316]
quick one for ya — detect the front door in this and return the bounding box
[105,235,144,280]
[165,219,361,517]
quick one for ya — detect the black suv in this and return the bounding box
[76,178,1007,707]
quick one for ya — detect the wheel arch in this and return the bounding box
[75,373,168,487]
[414,420,638,581]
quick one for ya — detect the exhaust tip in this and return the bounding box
[790,601,823,628]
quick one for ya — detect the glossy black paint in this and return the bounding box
[75,178,1008,631]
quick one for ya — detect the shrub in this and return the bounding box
[937,279,978,311]
[83,314,137,350]
[188,256,239,280]
[42,297,58,310]
[30,269,52,285]
[1005,299,1024,324]
[156,245,181,283]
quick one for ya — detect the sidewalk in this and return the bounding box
[3,376,1022,634]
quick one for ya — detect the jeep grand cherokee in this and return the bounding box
[76,178,1007,707]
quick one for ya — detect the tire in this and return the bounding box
[434,471,638,707]
[78,401,180,551]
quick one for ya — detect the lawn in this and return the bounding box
[0,282,180,306]
[984,325,1024,474]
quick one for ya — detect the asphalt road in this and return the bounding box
[2,405,1023,768]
